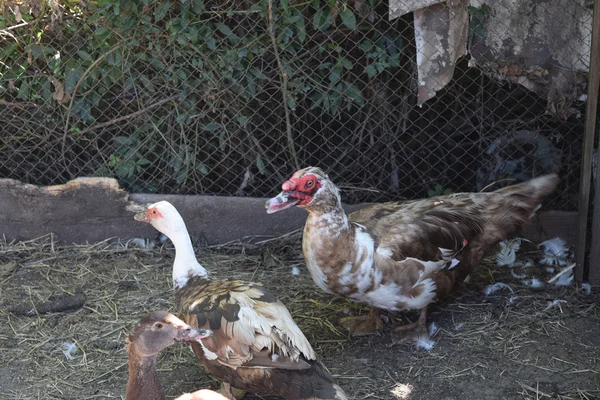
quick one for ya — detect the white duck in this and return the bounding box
[135,201,347,400]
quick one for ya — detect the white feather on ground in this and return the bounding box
[496,239,522,267]
[522,277,544,289]
[511,270,527,279]
[413,335,435,351]
[543,299,567,312]
[539,237,570,266]
[581,283,592,295]
[514,259,534,268]
[291,265,301,276]
[428,322,439,337]
[484,282,514,296]
[61,342,78,360]
[553,270,574,286]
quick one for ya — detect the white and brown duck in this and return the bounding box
[266,166,559,341]
[135,202,347,400]
[125,311,222,400]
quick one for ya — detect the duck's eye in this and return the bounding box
[152,209,157,215]
[154,322,163,329]
[305,180,314,189]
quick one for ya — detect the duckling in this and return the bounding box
[125,311,223,400]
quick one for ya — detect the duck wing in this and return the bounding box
[175,277,316,370]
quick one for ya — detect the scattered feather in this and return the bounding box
[413,335,435,352]
[553,270,574,286]
[61,342,78,360]
[521,259,534,268]
[508,296,518,304]
[126,238,153,249]
[341,307,351,316]
[484,282,514,296]
[544,267,555,274]
[290,266,301,276]
[522,277,544,289]
[581,283,592,295]
[539,237,568,257]
[539,237,570,266]
[271,353,279,362]
[543,299,567,312]
[155,233,168,246]
[511,270,527,279]
[496,239,521,267]
[454,323,465,331]
[428,322,439,337]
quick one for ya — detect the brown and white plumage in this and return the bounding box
[135,202,347,400]
[266,167,560,340]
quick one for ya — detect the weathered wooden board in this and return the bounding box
[0,178,576,247]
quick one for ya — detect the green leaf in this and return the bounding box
[177,69,187,80]
[236,115,249,127]
[39,79,52,102]
[359,40,373,52]
[312,9,332,31]
[90,91,102,106]
[77,50,92,62]
[72,98,95,123]
[197,163,209,175]
[249,67,268,80]
[65,66,84,95]
[345,83,364,107]
[294,11,306,43]
[151,58,165,70]
[256,155,266,174]
[216,23,239,40]
[329,65,341,83]
[365,64,377,78]
[155,0,171,22]
[95,27,110,38]
[17,80,29,100]
[287,96,297,110]
[338,56,353,70]
[136,158,151,165]
[340,8,356,30]
[29,44,53,59]
[204,122,222,131]
[309,92,325,110]
[206,36,217,50]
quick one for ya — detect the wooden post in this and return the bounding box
[576,0,600,283]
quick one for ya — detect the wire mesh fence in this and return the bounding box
[0,0,594,210]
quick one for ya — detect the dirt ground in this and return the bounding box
[1,234,599,400]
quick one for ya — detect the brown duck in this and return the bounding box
[125,311,221,400]
[266,167,559,341]
[135,202,347,400]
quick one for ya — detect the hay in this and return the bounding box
[0,235,599,399]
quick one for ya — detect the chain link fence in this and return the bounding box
[0,0,594,210]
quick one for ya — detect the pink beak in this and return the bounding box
[265,191,298,214]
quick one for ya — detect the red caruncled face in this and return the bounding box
[283,174,321,205]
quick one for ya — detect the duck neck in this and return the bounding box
[169,230,208,289]
[305,201,351,239]
[126,348,164,400]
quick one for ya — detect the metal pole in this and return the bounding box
[575,0,600,283]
